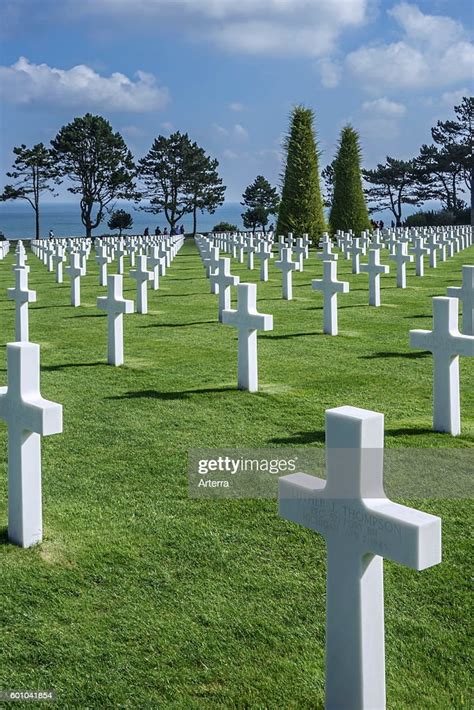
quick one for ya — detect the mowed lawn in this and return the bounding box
[0,238,472,709]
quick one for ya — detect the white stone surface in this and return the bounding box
[65,253,83,307]
[130,255,153,314]
[275,247,299,300]
[279,405,441,710]
[222,283,273,392]
[7,266,37,341]
[0,342,63,547]
[312,260,349,335]
[389,242,413,288]
[360,250,389,307]
[216,257,239,322]
[97,275,134,366]
[447,265,474,335]
[410,296,474,435]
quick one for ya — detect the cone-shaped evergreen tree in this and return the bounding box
[329,125,371,234]
[276,106,326,243]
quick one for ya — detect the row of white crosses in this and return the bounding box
[196,237,273,392]
[0,241,10,260]
[29,235,184,365]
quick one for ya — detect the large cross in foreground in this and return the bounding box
[0,343,63,547]
[279,405,441,710]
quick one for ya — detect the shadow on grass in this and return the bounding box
[404,314,432,319]
[385,427,435,437]
[42,361,105,371]
[108,386,235,401]
[360,351,430,360]
[67,313,104,319]
[141,320,215,329]
[0,527,9,545]
[156,292,208,298]
[31,304,71,310]
[262,331,324,340]
[270,430,325,445]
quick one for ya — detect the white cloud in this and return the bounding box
[222,149,238,160]
[233,123,248,140]
[161,121,174,132]
[71,0,371,58]
[362,97,406,117]
[317,58,341,88]
[347,3,474,91]
[213,123,229,137]
[229,102,245,111]
[388,2,464,48]
[440,88,470,107]
[213,123,248,141]
[0,56,169,112]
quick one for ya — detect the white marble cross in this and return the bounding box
[256,241,272,282]
[246,239,256,270]
[410,237,429,277]
[216,257,240,322]
[316,240,338,262]
[97,275,134,366]
[312,260,349,335]
[350,238,363,274]
[148,246,166,290]
[65,253,83,307]
[14,241,28,268]
[293,238,306,271]
[130,255,153,314]
[410,296,474,435]
[115,242,126,274]
[275,247,299,300]
[360,250,389,307]
[447,265,474,335]
[279,405,442,710]
[0,342,63,547]
[222,283,273,392]
[52,247,65,284]
[7,266,37,341]
[96,245,111,287]
[389,242,413,288]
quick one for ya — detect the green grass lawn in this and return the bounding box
[0,239,472,709]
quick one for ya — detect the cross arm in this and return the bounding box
[364,499,441,570]
[279,472,327,533]
[409,329,432,351]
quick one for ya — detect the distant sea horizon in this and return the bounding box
[0,198,434,240]
[0,200,249,239]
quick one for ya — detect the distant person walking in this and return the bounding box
[180,225,185,235]
[163,227,168,236]
[49,229,55,239]
[144,227,149,237]
[155,226,162,236]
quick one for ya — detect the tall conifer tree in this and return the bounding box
[276,106,325,242]
[329,125,371,234]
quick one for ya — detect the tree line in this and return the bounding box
[1,97,472,240]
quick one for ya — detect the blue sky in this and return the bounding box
[0,0,472,202]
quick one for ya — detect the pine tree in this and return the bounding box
[276,106,325,243]
[329,125,371,234]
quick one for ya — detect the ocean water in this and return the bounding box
[0,201,247,239]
